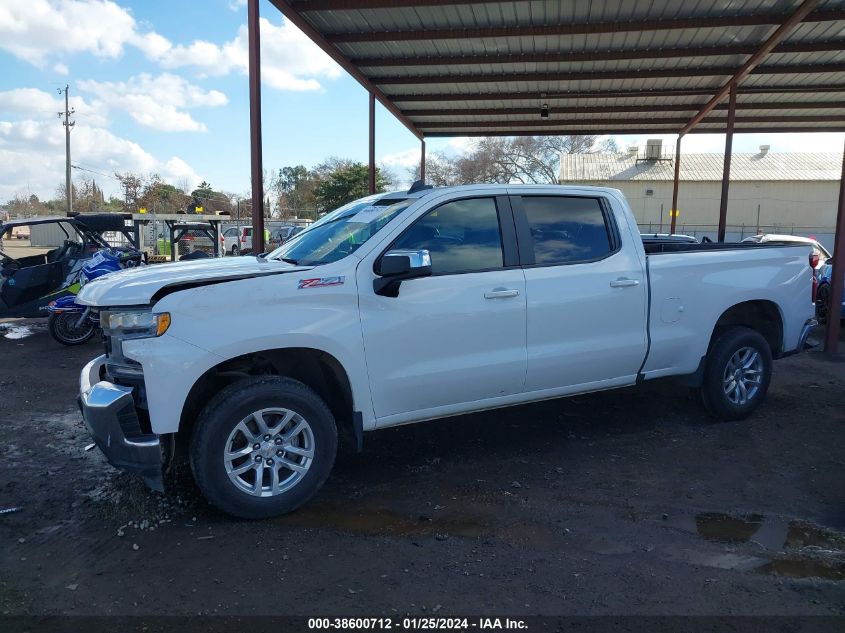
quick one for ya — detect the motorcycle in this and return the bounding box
[46,248,143,345]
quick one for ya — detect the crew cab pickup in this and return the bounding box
[76,184,817,518]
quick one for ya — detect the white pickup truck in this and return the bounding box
[77,184,816,518]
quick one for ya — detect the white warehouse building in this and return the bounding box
[559,142,842,249]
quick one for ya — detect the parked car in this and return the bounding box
[268,225,304,250]
[815,263,845,322]
[76,184,816,518]
[742,234,831,272]
[222,226,252,256]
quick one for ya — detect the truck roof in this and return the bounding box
[388,183,622,201]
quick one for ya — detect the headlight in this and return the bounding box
[101,309,170,338]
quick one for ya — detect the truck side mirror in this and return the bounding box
[374,249,432,297]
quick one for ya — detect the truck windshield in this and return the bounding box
[267,196,412,266]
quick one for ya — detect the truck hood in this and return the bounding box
[77,256,311,307]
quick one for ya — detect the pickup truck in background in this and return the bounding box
[75,184,817,518]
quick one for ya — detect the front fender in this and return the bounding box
[124,264,374,434]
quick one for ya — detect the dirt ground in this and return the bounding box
[1,317,844,617]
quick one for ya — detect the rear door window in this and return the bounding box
[521,196,614,265]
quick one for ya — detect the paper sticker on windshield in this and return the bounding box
[348,206,384,223]
[298,276,345,289]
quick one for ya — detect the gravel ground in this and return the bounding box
[0,318,844,617]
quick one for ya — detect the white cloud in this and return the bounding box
[78,73,227,132]
[0,87,109,128]
[228,0,247,10]
[0,2,338,93]
[380,148,422,170]
[0,110,200,201]
[0,0,152,66]
[53,62,69,75]
[159,17,341,91]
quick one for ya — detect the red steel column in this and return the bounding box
[248,0,264,252]
[368,92,376,194]
[824,139,845,355]
[420,138,426,182]
[670,135,682,234]
[717,83,737,242]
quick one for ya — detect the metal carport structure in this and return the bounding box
[246,0,845,354]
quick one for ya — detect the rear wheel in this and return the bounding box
[699,326,772,421]
[48,312,96,346]
[230,245,240,256]
[190,376,337,519]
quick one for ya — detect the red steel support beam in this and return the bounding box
[368,92,376,195]
[422,127,845,137]
[824,140,845,355]
[680,0,820,135]
[388,84,845,102]
[418,115,845,129]
[717,83,738,242]
[403,102,845,117]
[294,0,510,8]
[670,136,683,235]
[420,139,426,182]
[326,9,843,43]
[248,0,264,253]
[374,63,845,86]
[353,39,845,68]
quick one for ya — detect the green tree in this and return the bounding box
[313,160,389,212]
[140,176,191,214]
[273,165,316,217]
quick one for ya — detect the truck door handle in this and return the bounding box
[484,288,520,299]
[610,278,640,288]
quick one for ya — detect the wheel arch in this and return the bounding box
[178,346,358,454]
[709,299,784,358]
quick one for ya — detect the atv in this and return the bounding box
[0,214,144,319]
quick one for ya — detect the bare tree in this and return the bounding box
[413,135,614,186]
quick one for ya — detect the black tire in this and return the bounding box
[231,245,240,256]
[48,312,96,346]
[189,376,337,519]
[816,283,830,324]
[699,326,772,421]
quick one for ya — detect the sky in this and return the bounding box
[1,0,844,203]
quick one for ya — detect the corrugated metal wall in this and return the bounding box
[586,179,839,249]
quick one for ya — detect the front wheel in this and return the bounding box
[699,326,772,421]
[48,312,97,346]
[190,376,337,519]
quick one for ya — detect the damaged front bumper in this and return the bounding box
[78,355,164,491]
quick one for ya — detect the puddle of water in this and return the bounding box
[692,512,845,581]
[0,324,33,340]
[756,558,845,581]
[785,520,845,550]
[695,512,764,543]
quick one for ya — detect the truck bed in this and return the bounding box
[643,241,810,255]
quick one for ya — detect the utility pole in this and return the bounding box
[58,85,75,214]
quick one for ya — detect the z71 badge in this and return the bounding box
[298,276,345,289]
